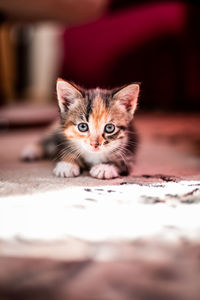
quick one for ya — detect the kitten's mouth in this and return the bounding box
[90,147,100,152]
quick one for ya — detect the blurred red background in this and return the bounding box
[0,0,199,112]
[61,0,200,110]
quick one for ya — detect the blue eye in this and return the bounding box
[104,123,115,134]
[78,123,88,132]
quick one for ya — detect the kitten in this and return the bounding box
[22,78,140,179]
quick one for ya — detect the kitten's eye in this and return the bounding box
[104,123,115,134]
[78,123,88,132]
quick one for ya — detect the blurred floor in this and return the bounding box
[0,113,200,300]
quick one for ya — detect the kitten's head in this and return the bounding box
[56,78,139,153]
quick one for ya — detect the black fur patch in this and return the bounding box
[106,130,121,140]
[101,92,111,108]
[117,126,126,131]
[85,93,93,122]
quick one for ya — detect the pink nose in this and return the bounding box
[90,140,99,148]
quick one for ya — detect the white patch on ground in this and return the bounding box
[0,180,200,245]
[53,161,80,177]
[90,164,119,179]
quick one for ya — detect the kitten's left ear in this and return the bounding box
[113,84,140,115]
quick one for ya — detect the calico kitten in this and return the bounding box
[22,78,140,179]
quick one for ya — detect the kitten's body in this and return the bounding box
[22,79,140,179]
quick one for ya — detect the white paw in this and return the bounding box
[53,161,80,178]
[90,164,119,179]
[21,144,43,161]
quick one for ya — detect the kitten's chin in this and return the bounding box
[88,147,102,153]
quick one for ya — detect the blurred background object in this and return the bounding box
[0,0,200,115]
[0,0,110,126]
[0,0,109,23]
[0,23,63,104]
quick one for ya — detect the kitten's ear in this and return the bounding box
[56,78,83,112]
[113,84,140,114]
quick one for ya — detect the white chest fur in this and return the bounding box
[82,151,109,166]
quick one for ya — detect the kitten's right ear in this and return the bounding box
[56,78,83,113]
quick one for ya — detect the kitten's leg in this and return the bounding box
[21,121,60,161]
[116,159,135,176]
[90,164,119,179]
[21,143,43,161]
[119,156,136,176]
[53,155,80,178]
[127,161,135,176]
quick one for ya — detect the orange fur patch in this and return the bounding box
[64,125,87,140]
[91,95,108,129]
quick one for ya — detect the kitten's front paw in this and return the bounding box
[53,161,80,178]
[90,164,119,179]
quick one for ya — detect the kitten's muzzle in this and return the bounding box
[90,140,99,148]
[90,139,101,151]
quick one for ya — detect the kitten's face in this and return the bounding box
[56,79,139,154]
[63,94,127,153]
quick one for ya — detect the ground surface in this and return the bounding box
[0,113,200,300]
